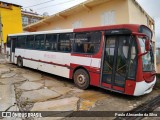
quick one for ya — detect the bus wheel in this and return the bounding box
[74,69,90,89]
[17,57,23,67]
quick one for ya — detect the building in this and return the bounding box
[24,0,155,33]
[0,1,22,52]
[22,10,44,27]
[156,48,160,55]
[157,54,160,74]
[23,0,156,71]
[156,48,160,73]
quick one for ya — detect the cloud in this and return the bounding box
[136,0,160,48]
[156,42,160,48]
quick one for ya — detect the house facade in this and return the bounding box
[157,61,160,74]
[22,10,44,27]
[23,0,157,70]
[24,0,154,35]
[0,1,22,52]
[157,48,160,73]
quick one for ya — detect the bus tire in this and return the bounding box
[74,69,90,90]
[17,57,23,67]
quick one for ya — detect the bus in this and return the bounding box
[6,24,156,96]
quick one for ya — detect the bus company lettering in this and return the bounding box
[44,54,56,59]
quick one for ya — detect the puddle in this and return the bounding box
[77,90,107,110]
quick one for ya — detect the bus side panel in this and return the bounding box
[90,58,101,86]
[23,49,41,69]
[14,53,17,64]
[70,56,92,68]
[39,63,70,78]
[15,49,70,78]
[6,47,10,62]
[15,48,25,64]
[11,52,15,63]
[89,72,100,86]
[38,52,70,78]
[70,56,100,86]
[70,56,92,79]
[70,63,100,87]
[14,48,23,64]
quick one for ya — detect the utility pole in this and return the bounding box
[0,12,3,54]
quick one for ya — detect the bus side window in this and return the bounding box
[17,36,26,48]
[26,35,34,49]
[89,31,101,53]
[10,37,17,52]
[45,34,57,51]
[58,33,72,52]
[74,33,87,53]
[35,34,45,50]
[74,32,101,54]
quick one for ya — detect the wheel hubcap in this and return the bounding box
[77,74,85,84]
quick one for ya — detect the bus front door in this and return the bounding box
[101,35,130,93]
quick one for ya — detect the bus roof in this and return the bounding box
[8,29,73,37]
[74,24,141,32]
[8,24,150,37]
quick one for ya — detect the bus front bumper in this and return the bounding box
[133,77,156,96]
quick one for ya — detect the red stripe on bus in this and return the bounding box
[102,83,111,88]
[74,24,140,33]
[102,83,124,92]
[15,56,100,81]
[15,56,70,68]
[143,71,156,83]
[113,86,124,92]
[69,63,101,86]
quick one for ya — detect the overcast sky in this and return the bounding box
[1,0,160,47]
[137,0,160,47]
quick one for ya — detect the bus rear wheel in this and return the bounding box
[73,69,90,90]
[17,57,23,67]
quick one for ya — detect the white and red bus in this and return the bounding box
[6,24,156,96]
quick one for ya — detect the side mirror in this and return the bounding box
[145,39,150,51]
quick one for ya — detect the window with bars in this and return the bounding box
[72,20,82,28]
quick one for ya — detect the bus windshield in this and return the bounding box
[138,37,154,72]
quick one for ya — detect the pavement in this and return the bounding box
[0,54,5,64]
[0,54,160,120]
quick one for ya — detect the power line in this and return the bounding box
[23,0,55,8]
[36,0,74,10]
